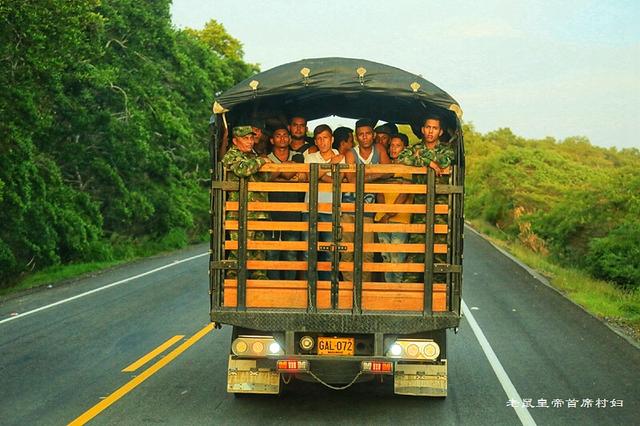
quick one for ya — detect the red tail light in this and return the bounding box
[361,361,393,374]
[276,360,309,372]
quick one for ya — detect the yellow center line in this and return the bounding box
[122,335,184,372]
[68,323,215,426]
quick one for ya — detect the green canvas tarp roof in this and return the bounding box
[213,57,463,131]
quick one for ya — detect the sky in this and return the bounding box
[170,0,640,150]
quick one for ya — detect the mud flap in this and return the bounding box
[394,360,447,397]
[227,356,280,395]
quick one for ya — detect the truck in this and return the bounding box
[208,57,464,397]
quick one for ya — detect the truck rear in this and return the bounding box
[208,57,464,396]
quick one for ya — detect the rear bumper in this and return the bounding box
[211,309,460,334]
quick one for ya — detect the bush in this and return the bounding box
[587,222,640,290]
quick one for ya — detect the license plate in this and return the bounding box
[317,337,355,356]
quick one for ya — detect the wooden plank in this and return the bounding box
[224,241,448,254]
[248,182,431,194]
[222,280,447,311]
[225,220,448,234]
[243,261,431,273]
[256,163,450,175]
[222,280,353,309]
[225,201,449,214]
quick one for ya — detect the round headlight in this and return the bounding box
[252,341,264,354]
[234,340,248,354]
[406,344,420,357]
[269,342,281,354]
[389,343,402,356]
[300,336,315,350]
[423,342,440,359]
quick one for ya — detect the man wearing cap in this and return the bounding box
[397,115,455,283]
[374,122,398,152]
[341,119,392,283]
[222,125,272,280]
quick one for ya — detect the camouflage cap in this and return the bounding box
[233,125,256,137]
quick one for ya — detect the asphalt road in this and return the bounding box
[0,230,638,425]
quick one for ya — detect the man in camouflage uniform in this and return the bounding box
[222,125,272,279]
[397,116,455,283]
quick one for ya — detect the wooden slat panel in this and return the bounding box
[243,261,430,273]
[225,220,448,234]
[248,182,430,194]
[224,241,447,254]
[222,280,353,309]
[247,182,327,192]
[256,163,449,175]
[225,201,449,214]
[361,283,447,311]
[222,280,446,311]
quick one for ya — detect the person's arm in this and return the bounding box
[218,124,229,160]
[364,145,393,182]
[222,151,270,178]
[344,150,356,183]
[434,144,455,168]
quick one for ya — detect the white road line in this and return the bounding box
[462,300,537,426]
[0,252,209,325]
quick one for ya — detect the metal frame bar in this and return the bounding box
[307,164,319,313]
[211,310,460,334]
[423,168,436,315]
[236,177,248,311]
[331,163,342,309]
[352,165,365,314]
[212,162,225,310]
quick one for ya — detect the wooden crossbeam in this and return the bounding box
[221,280,448,311]
[224,220,449,234]
[224,240,448,254]
[225,201,449,214]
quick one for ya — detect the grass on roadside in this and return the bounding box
[467,219,640,340]
[0,259,128,297]
[0,228,209,299]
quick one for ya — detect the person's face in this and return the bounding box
[289,117,308,139]
[251,127,263,139]
[389,138,406,159]
[356,126,375,149]
[233,134,255,153]
[375,132,390,148]
[422,119,443,144]
[339,133,354,154]
[314,130,333,154]
[270,128,290,148]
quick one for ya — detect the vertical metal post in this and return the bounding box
[448,169,457,313]
[352,164,365,314]
[237,177,248,311]
[307,164,319,312]
[211,115,224,311]
[423,168,435,315]
[211,163,224,310]
[331,163,342,309]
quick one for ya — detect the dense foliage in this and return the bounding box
[464,125,640,289]
[0,0,256,287]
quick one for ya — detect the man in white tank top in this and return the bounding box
[341,119,392,283]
